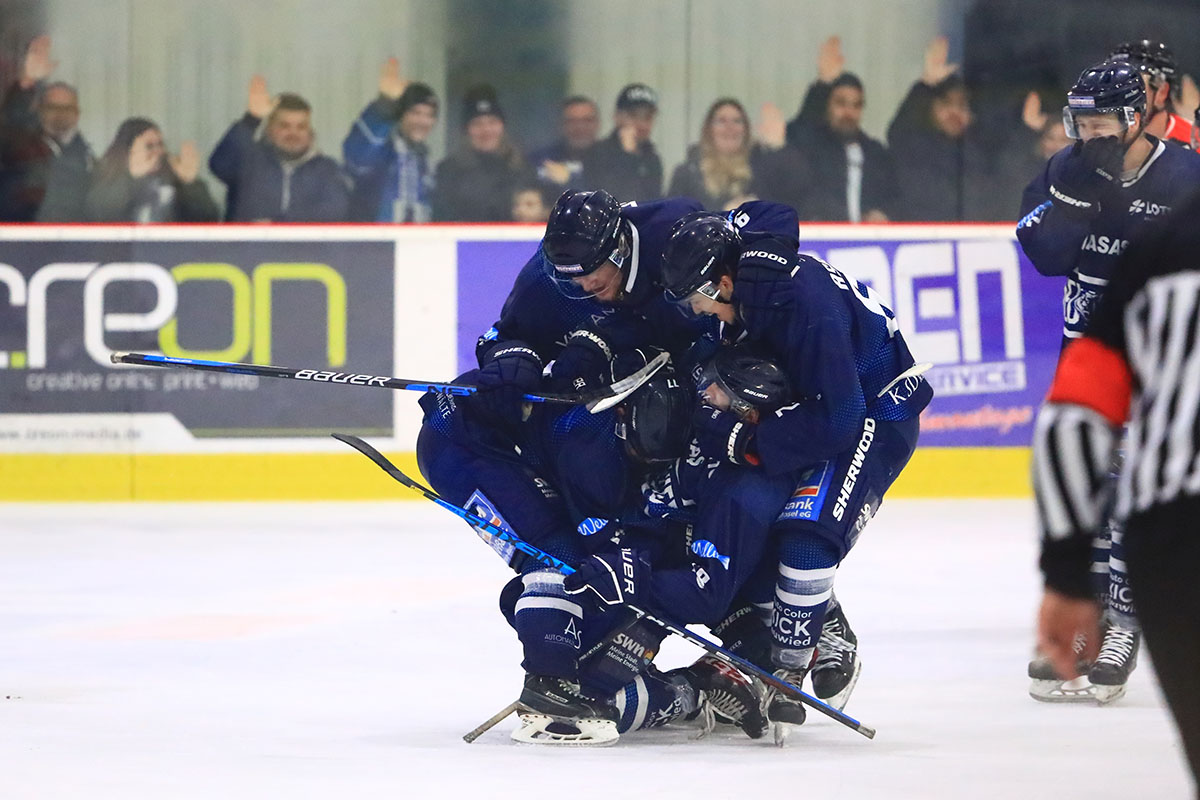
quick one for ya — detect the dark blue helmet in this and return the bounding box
[660,212,742,304]
[1063,59,1146,139]
[618,371,692,463]
[1110,40,1177,90]
[543,190,625,276]
[700,344,791,418]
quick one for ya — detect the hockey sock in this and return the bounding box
[1090,527,1112,602]
[513,569,584,678]
[578,617,666,697]
[1105,520,1139,630]
[613,667,699,733]
[771,533,840,669]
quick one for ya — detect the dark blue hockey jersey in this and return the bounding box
[1017,137,1200,342]
[478,198,801,366]
[732,233,933,476]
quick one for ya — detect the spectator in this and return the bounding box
[511,182,553,223]
[886,36,994,221]
[84,118,219,223]
[0,36,93,221]
[343,58,439,222]
[432,85,532,222]
[528,95,599,192]
[209,76,348,222]
[667,97,808,213]
[786,36,899,222]
[583,83,662,202]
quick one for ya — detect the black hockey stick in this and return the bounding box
[110,351,668,413]
[333,432,877,740]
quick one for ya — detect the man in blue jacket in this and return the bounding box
[342,58,439,222]
[209,76,348,222]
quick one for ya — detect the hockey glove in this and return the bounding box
[473,344,543,425]
[1048,136,1123,218]
[693,404,759,466]
[549,329,613,392]
[564,548,650,608]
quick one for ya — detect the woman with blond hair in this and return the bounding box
[668,98,807,213]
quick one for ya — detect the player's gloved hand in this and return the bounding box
[693,403,759,466]
[564,548,650,607]
[1049,136,1123,217]
[473,344,543,424]
[549,329,613,392]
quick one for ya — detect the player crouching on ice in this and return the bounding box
[659,213,932,743]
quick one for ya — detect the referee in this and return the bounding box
[1033,188,1200,794]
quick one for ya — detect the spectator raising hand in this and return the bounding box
[169,141,201,184]
[757,102,786,150]
[209,76,349,221]
[921,36,959,87]
[1021,90,1048,132]
[342,58,439,222]
[247,74,273,119]
[378,57,408,101]
[817,36,845,84]
[0,35,93,221]
[20,35,57,90]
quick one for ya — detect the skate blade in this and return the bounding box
[1029,676,1096,703]
[815,658,863,711]
[772,720,801,748]
[1091,683,1127,705]
[511,713,619,747]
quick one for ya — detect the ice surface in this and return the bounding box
[1,500,1191,798]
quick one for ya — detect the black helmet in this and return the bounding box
[660,212,742,304]
[542,190,626,297]
[1110,39,1178,90]
[699,345,790,418]
[617,372,692,463]
[1062,59,1146,139]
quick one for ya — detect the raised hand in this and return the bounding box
[169,141,200,183]
[127,129,162,178]
[757,102,786,149]
[378,57,408,101]
[817,36,845,83]
[618,122,638,153]
[1022,90,1048,132]
[921,36,959,86]
[247,74,273,119]
[21,35,58,88]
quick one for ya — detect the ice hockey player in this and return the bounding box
[659,213,931,743]
[1109,39,1194,146]
[1016,58,1200,702]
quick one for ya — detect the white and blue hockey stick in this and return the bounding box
[333,432,877,741]
[110,351,668,413]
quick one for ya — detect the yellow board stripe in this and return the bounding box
[0,447,1032,502]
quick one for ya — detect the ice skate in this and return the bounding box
[682,655,768,740]
[1088,626,1140,705]
[1028,632,1095,703]
[811,604,861,711]
[511,674,619,746]
[766,664,811,747]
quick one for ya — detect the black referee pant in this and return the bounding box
[1125,500,1200,797]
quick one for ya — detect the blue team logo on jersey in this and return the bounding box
[691,539,731,570]
[466,490,518,565]
[777,461,834,523]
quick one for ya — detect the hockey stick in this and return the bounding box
[333,433,877,740]
[109,351,667,412]
[462,700,526,744]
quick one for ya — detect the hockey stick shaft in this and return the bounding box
[109,351,666,409]
[463,700,525,744]
[334,433,876,740]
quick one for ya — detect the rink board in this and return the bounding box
[0,223,1055,500]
